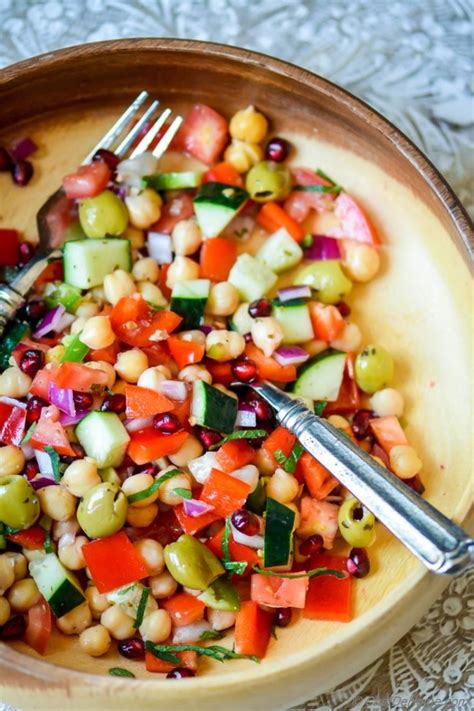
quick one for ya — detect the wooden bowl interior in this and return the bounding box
[0,40,472,711]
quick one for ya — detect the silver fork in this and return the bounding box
[0,91,182,337]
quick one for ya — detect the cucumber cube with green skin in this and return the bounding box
[75,411,130,468]
[170,279,211,329]
[63,238,131,289]
[191,380,238,434]
[292,349,346,402]
[256,227,303,274]
[194,182,248,238]
[143,171,203,191]
[272,300,314,344]
[228,253,277,303]
[263,497,295,568]
[29,553,85,618]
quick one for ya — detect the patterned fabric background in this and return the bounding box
[0,1,472,709]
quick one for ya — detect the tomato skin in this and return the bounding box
[55,361,108,392]
[0,403,26,446]
[110,295,182,347]
[251,573,309,608]
[331,192,380,245]
[62,162,111,199]
[151,192,194,234]
[203,161,243,187]
[200,238,237,282]
[173,104,229,164]
[167,336,204,370]
[284,167,335,223]
[24,598,52,655]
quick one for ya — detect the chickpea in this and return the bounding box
[89,286,106,304]
[0,367,31,398]
[254,447,276,476]
[101,604,135,640]
[103,269,136,306]
[76,301,100,319]
[85,361,116,390]
[251,317,284,357]
[115,348,149,383]
[169,435,203,468]
[206,282,240,316]
[342,241,380,282]
[0,597,10,626]
[0,554,15,594]
[138,365,171,392]
[79,624,111,657]
[267,468,300,504]
[328,415,350,430]
[229,106,268,143]
[207,609,236,631]
[132,257,160,283]
[4,552,27,581]
[124,225,145,250]
[0,445,25,476]
[85,586,111,619]
[304,339,329,357]
[224,139,263,173]
[37,486,77,522]
[58,535,88,571]
[369,388,404,418]
[122,472,158,508]
[231,302,253,335]
[57,602,92,635]
[158,472,192,506]
[134,539,165,576]
[330,322,362,352]
[22,548,46,563]
[180,330,206,346]
[139,608,172,643]
[166,256,200,288]
[126,502,158,528]
[178,364,212,384]
[62,458,101,498]
[389,445,422,480]
[205,329,245,361]
[172,218,202,256]
[126,188,162,230]
[137,281,167,307]
[52,517,80,541]
[70,316,88,335]
[79,316,116,350]
[149,570,178,599]
[8,578,41,612]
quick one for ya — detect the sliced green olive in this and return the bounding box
[355,345,394,394]
[294,261,352,304]
[0,475,40,530]
[164,534,224,591]
[77,482,128,538]
[79,190,128,239]
[245,160,291,202]
[198,576,241,611]
[338,498,376,548]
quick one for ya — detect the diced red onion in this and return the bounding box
[125,416,154,432]
[34,305,66,338]
[21,443,35,460]
[48,382,76,417]
[55,312,75,333]
[235,409,257,428]
[109,183,127,200]
[304,235,341,261]
[183,498,215,518]
[147,232,172,264]
[0,396,26,410]
[198,325,213,335]
[172,620,211,644]
[274,346,310,366]
[230,521,264,549]
[188,452,218,484]
[157,380,187,401]
[34,449,55,477]
[29,476,56,491]
[59,411,88,427]
[277,285,312,302]
[10,137,38,161]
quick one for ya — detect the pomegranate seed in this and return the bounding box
[0,146,12,172]
[248,396,274,423]
[336,301,351,318]
[0,614,26,640]
[265,137,289,163]
[299,534,324,557]
[100,392,126,414]
[25,461,39,480]
[118,637,145,660]
[274,607,292,627]
[18,242,35,266]
[93,148,119,171]
[166,668,195,679]
[20,349,44,378]
[347,548,370,578]
[153,412,180,434]
[352,409,374,440]
[231,508,260,536]
[73,391,94,410]
[248,298,272,319]
[12,159,33,186]
[243,332,253,343]
[20,300,46,324]
[195,426,222,450]
[26,395,47,425]
[232,359,257,383]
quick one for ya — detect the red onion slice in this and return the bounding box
[172,620,211,644]
[274,346,310,366]
[48,382,76,417]
[59,410,88,427]
[34,449,55,477]
[304,235,341,260]
[125,416,154,432]
[230,521,264,549]
[34,305,66,338]
[10,137,38,161]
[147,231,172,264]
[183,498,215,518]
[29,476,57,491]
[157,380,187,401]
[0,396,26,410]
[277,285,312,302]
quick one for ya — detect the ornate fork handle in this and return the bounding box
[0,284,26,339]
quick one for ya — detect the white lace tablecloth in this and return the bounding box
[0,1,472,709]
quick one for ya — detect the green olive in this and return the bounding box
[198,575,241,611]
[245,160,291,202]
[79,190,129,239]
[294,261,352,304]
[164,534,225,591]
[338,498,376,547]
[355,344,394,394]
[0,475,40,530]
[77,482,128,538]
[99,467,121,486]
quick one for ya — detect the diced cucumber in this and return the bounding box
[0,321,30,371]
[75,411,130,468]
[106,582,151,620]
[272,300,314,344]
[292,349,346,402]
[29,553,85,618]
[44,281,82,313]
[170,279,210,329]
[257,228,303,274]
[191,381,238,434]
[143,172,203,191]
[228,253,277,302]
[194,182,248,238]
[263,497,295,569]
[63,238,131,289]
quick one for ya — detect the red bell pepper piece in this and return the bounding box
[55,361,108,392]
[251,573,309,609]
[125,384,174,420]
[145,649,198,673]
[174,504,221,536]
[234,600,273,658]
[0,229,20,266]
[303,552,352,622]
[256,202,305,243]
[262,425,296,467]
[85,340,120,365]
[167,336,205,370]
[215,439,255,473]
[323,353,361,416]
[7,526,46,550]
[161,592,206,627]
[369,416,408,453]
[82,531,148,594]
[199,237,237,282]
[296,452,338,500]
[110,295,182,347]
[203,161,243,187]
[245,343,296,383]
[127,428,188,466]
[206,526,259,575]
[0,402,26,446]
[200,469,251,519]
[24,598,52,655]
[308,302,344,342]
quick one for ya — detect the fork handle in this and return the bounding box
[253,380,474,575]
[0,285,26,339]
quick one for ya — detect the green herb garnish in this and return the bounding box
[314,401,326,416]
[44,445,61,483]
[43,532,53,554]
[273,443,304,474]
[222,517,248,576]
[252,565,346,580]
[271,623,278,640]
[209,429,266,451]
[134,587,150,629]
[21,421,36,445]
[108,667,136,678]
[200,630,225,641]
[173,488,192,500]
[293,184,342,194]
[316,168,339,185]
[145,642,259,665]
[302,234,313,248]
[126,469,182,504]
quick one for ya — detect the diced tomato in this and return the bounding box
[283,168,336,223]
[0,229,20,266]
[157,262,172,301]
[173,504,222,535]
[234,601,273,658]
[204,359,233,385]
[216,439,255,473]
[29,366,59,400]
[296,452,338,500]
[200,237,237,282]
[125,384,174,420]
[206,526,259,575]
[262,425,296,467]
[251,573,309,609]
[369,416,408,453]
[331,192,380,246]
[256,202,304,243]
[152,192,194,234]
[24,598,52,655]
[161,592,205,627]
[297,496,339,549]
[145,649,198,673]
[7,526,46,550]
[200,468,251,518]
[30,414,76,457]
[0,403,26,446]
[203,162,243,187]
[127,428,188,466]
[371,442,390,468]
[55,361,108,392]
[323,353,361,415]
[34,260,64,290]
[62,161,111,199]
[82,531,148,594]
[85,340,119,365]
[244,343,296,383]
[110,295,182,347]
[172,395,192,431]
[173,104,229,164]
[142,342,174,369]
[42,194,77,250]
[167,336,205,370]
[303,552,352,622]
[308,302,344,342]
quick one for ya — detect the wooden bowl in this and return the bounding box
[0,39,472,711]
